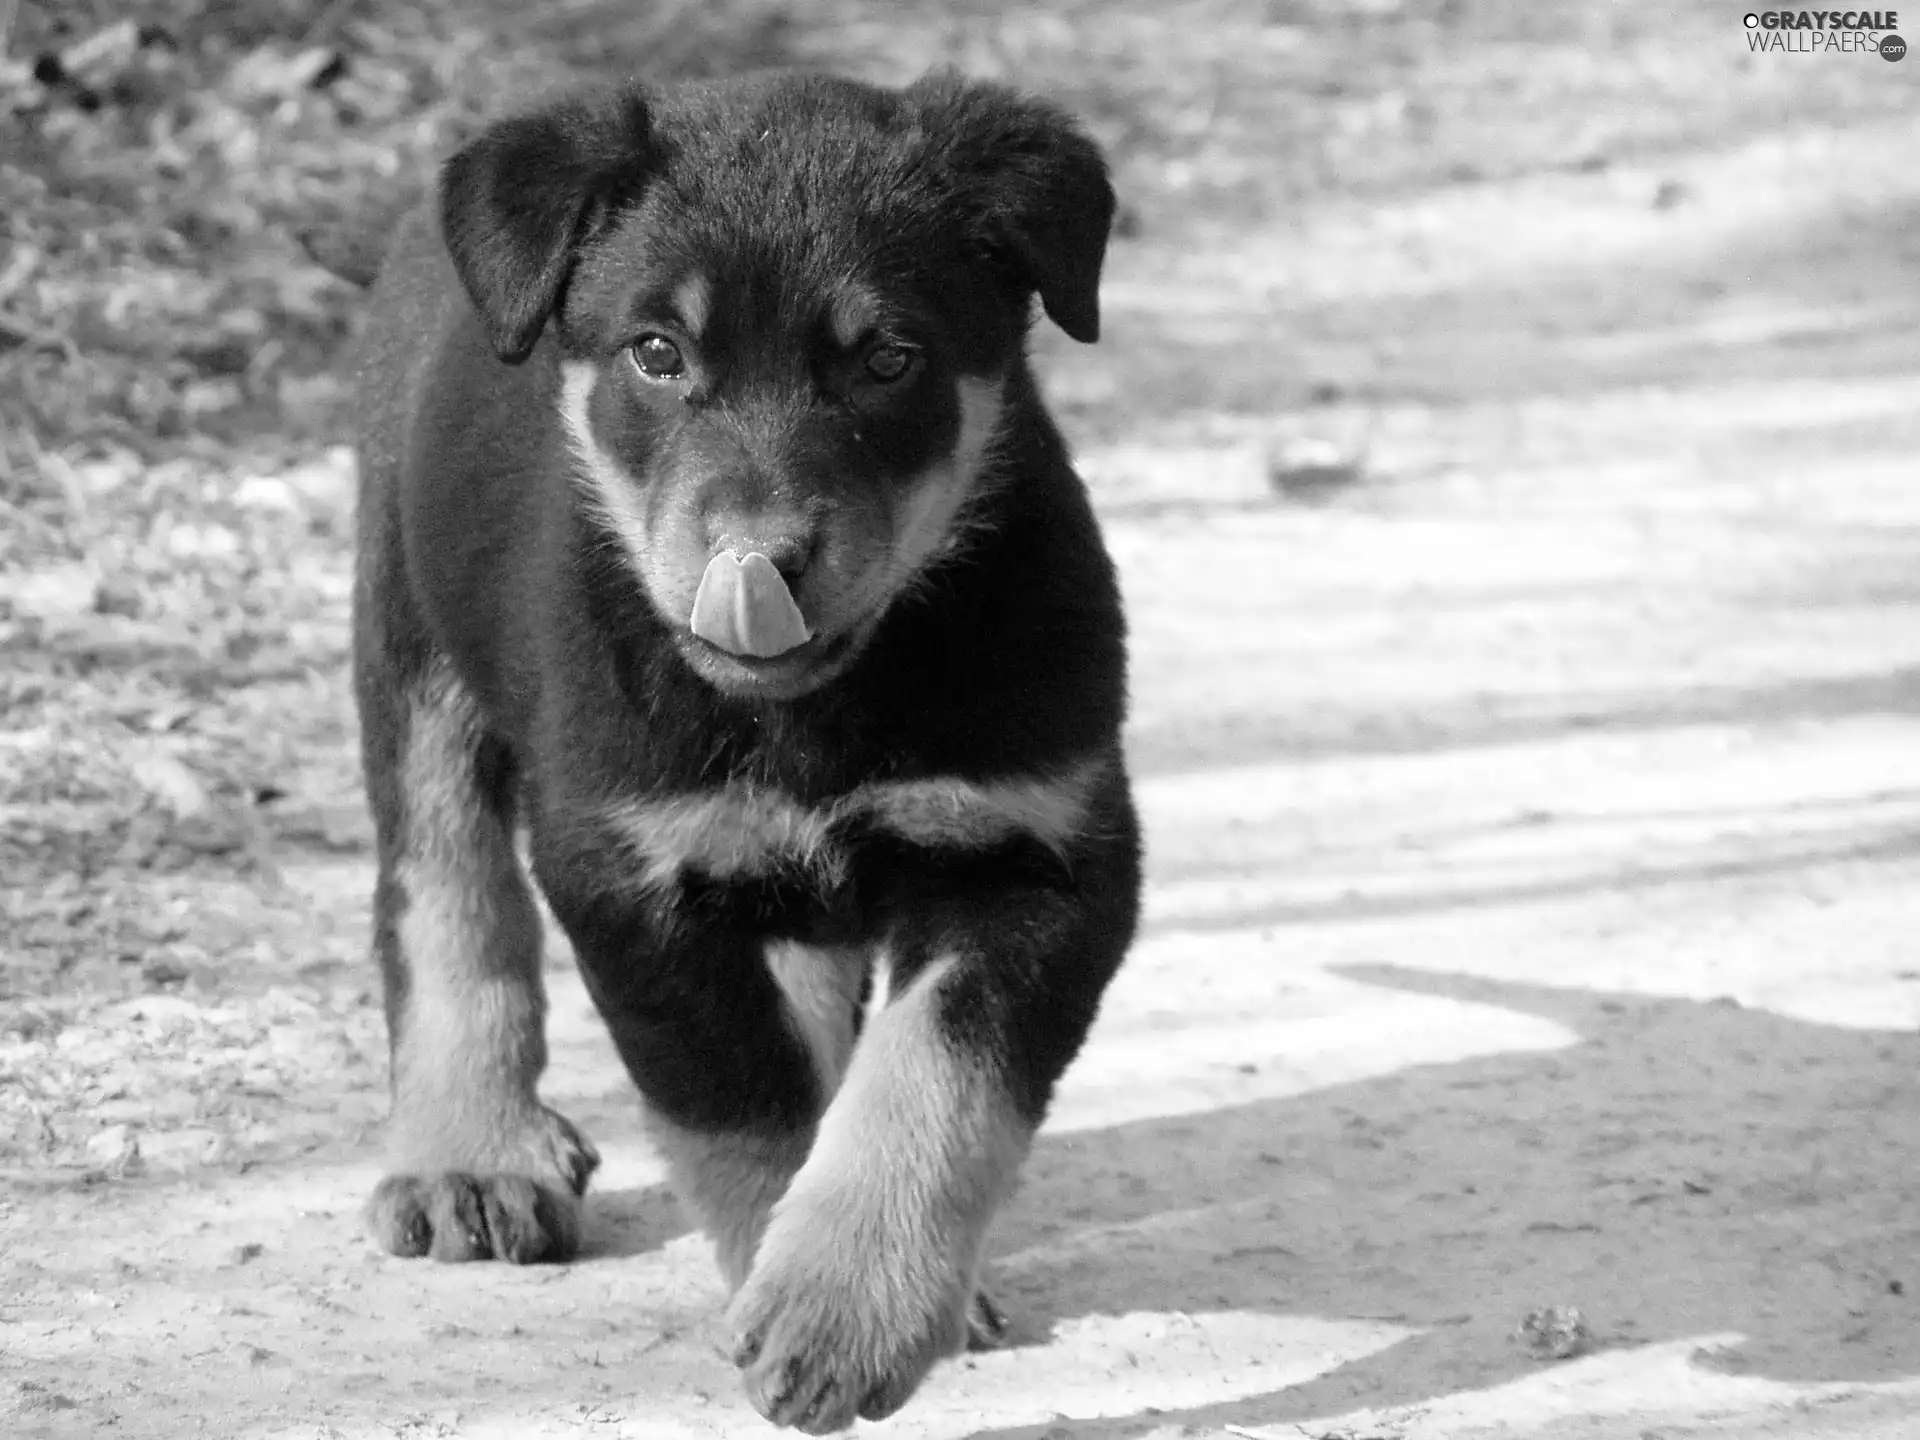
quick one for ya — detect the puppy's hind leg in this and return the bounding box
[359,659,598,1264]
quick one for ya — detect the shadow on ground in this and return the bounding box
[572,963,1920,1433]
[941,965,1920,1437]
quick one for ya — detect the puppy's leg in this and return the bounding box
[641,1118,814,1292]
[726,952,1022,1433]
[727,845,1139,1434]
[360,660,597,1263]
[528,836,834,1291]
[643,940,1013,1342]
[633,939,867,1289]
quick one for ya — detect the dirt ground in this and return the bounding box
[5,10,1920,1440]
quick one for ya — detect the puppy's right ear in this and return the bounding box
[439,89,659,365]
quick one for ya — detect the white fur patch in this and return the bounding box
[598,785,842,893]
[389,663,550,1169]
[559,360,655,582]
[882,376,1006,602]
[673,272,711,339]
[763,940,864,1097]
[862,949,894,1031]
[595,755,1109,895]
[826,286,880,350]
[736,952,1032,1367]
[858,763,1105,861]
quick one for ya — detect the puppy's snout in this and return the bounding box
[710,515,816,588]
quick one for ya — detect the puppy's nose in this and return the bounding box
[713,520,815,588]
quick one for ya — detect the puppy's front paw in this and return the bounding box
[726,1238,972,1434]
[367,1105,598,1263]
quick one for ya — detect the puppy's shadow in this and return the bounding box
[977,964,1920,1434]
[554,967,1920,1435]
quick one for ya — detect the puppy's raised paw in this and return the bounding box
[726,1246,971,1434]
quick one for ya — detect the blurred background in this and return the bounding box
[4,0,1913,464]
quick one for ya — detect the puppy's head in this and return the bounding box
[437,72,1113,700]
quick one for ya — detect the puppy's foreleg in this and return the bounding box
[360,661,598,1263]
[530,830,834,1291]
[727,951,1024,1434]
[727,857,1138,1434]
[641,1120,815,1291]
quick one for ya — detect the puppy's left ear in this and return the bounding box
[911,73,1116,344]
[440,87,659,364]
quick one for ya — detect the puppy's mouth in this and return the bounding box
[681,624,867,700]
[678,547,887,699]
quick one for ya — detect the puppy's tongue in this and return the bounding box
[688,551,813,659]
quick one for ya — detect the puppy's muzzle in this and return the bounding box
[690,551,814,658]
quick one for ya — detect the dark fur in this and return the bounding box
[349,69,1140,1432]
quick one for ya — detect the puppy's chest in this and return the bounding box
[596,761,1105,936]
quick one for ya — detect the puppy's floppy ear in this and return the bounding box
[439,87,659,364]
[910,71,1115,344]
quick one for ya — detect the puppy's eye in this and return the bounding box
[631,335,685,380]
[862,344,916,384]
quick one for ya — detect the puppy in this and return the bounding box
[349,69,1142,1433]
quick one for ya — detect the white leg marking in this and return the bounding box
[389,664,549,1171]
[745,954,1031,1344]
[764,940,865,1098]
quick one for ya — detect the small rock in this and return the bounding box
[227,1242,265,1266]
[128,748,211,819]
[140,956,191,989]
[234,474,299,511]
[92,575,144,618]
[1516,1304,1591,1360]
[84,1124,145,1178]
[1268,436,1367,502]
[1651,178,1690,211]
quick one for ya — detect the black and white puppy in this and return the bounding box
[348,69,1141,1433]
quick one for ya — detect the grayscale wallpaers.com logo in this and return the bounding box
[1743,10,1906,57]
